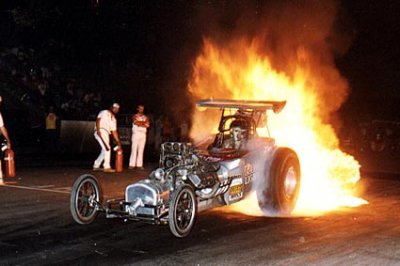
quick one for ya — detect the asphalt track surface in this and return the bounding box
[1,164,400,265]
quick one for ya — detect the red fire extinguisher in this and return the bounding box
[115,148,123,173]
[4,149,15,177]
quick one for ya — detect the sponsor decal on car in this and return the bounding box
[243,163,254,185]
[229,177,244,201]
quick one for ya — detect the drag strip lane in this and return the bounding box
[0,183,71,194]
[0,182,113,197]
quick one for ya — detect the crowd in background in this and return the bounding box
[2,46,399,161]
[2,45,399,163]
[0,46,102,121]
[0,46,190,155]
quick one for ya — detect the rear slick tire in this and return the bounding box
[70,174,102,224]
[168,185,197,238]
[258,148,301,216]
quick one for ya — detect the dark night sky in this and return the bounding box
[335,0,400,120]
[338,0,400,100]
[1,0,400,120]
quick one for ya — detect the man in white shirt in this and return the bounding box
[0,96,11,149]
[93,103,122,172]
[0,96,12,178]
[129,105,150,170]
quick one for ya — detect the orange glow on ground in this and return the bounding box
[189,38,367,217]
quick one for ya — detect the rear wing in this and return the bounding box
[196,99,286,113]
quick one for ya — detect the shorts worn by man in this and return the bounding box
[0,96,12,178]
[93,103,122,173]
[129,105,150,170]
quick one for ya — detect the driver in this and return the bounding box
[223,121,246,150]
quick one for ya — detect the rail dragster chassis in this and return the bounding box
[70,99,301,237]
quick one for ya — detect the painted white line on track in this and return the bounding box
[31,185,55,189]
[54,187,72,191]
[0,184,70,194]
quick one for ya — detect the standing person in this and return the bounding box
[154,115,163,153]
[93,103,122,173]
[45,106,58,153]
[129,105,150,170]
[0,96,12,178]
[179,121,189,142]
[162,116,172,142]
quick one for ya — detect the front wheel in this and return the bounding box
[257,148,301,216]
[168,185,197,237]
[70,174,103,224]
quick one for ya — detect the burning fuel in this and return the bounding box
[188,1,367,216]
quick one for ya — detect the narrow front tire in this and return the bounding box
[168,185,197,237]
[70,174,102,224]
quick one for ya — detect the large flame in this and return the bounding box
[188,38,367,216]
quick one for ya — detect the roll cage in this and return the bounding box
[197,99,286,149]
